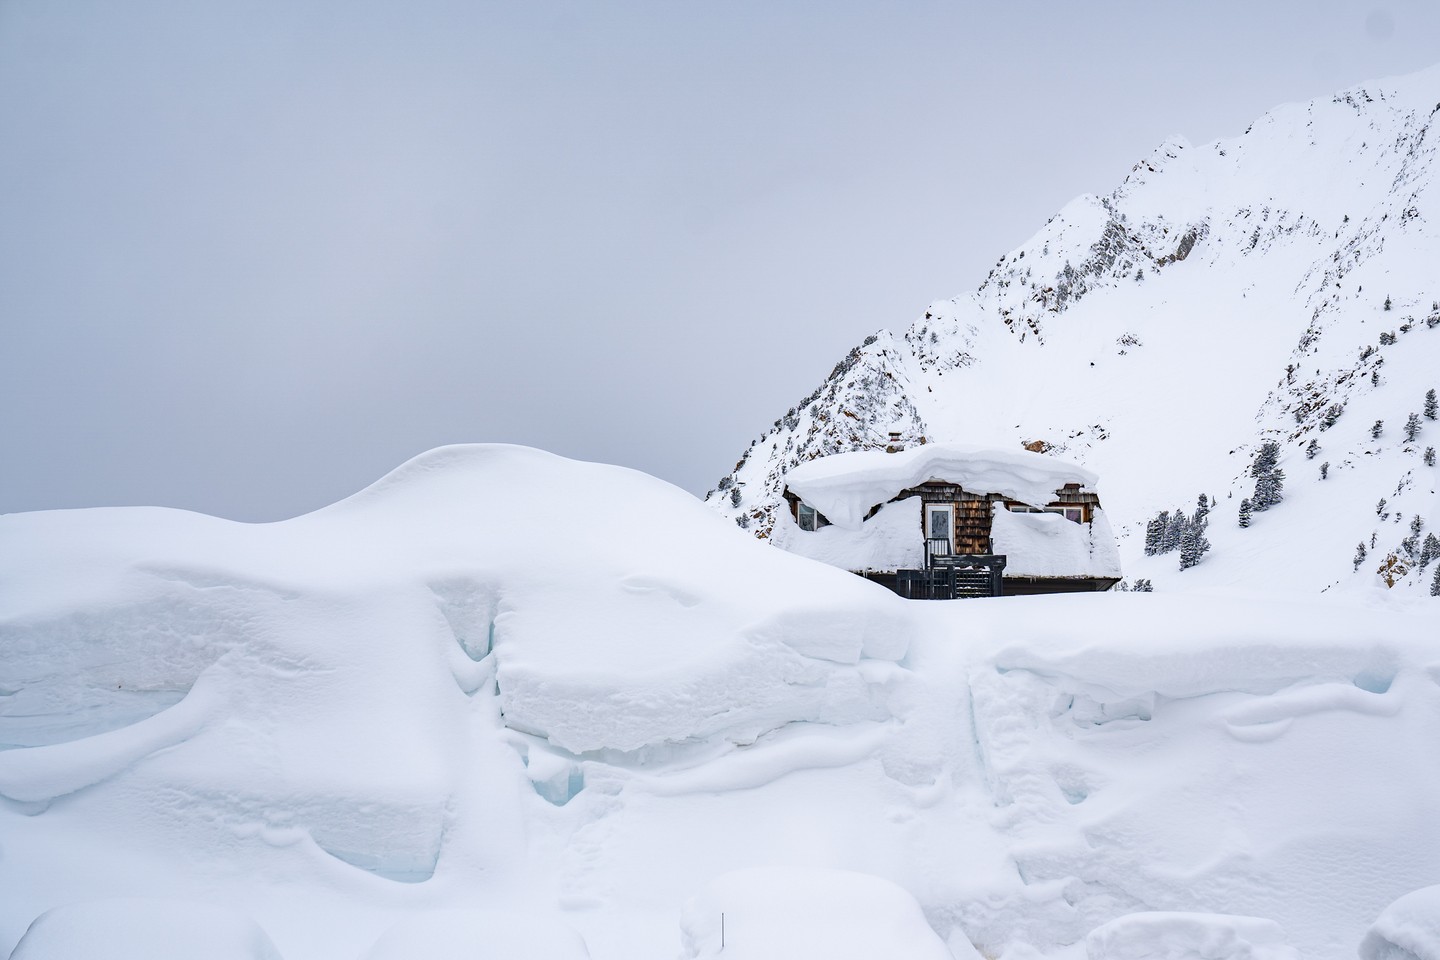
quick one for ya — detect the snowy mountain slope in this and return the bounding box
[3,445,1440,960]
[710,64,1440,597]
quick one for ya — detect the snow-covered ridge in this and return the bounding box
[709,64,1440,597]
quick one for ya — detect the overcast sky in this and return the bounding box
[3,1,1438,521]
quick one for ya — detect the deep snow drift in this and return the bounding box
[2,445,1438,960]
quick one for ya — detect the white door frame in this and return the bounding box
[925,502,955,554]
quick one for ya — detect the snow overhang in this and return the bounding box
[783,443,1099,530]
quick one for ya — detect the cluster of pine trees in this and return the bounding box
[1143,493,1212,570]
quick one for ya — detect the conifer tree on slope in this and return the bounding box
[1163,510,1188,553]
[1179,519,1211,571]
[1250,442,1285,511]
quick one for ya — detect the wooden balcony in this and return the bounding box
[895,547,1008,599]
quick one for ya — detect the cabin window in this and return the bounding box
[1008,505,1084,524]
[797,503,818,532]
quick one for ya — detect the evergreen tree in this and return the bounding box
[1195,492,1210,525]
[1251,442,1281,477]
[1133,578,1153,592]
[1421,533,1440,570]
[1163,510,1187,553]
[1372,420,1385,439]
[1412,515,1426,537]
[1250,442,1285,511]
[1305,438,1320,459]
[1320,461,1330,479]
[1385,295,1393,311]
[1427,388,1438,421]
[1377,497,1389,518]
[1322,403,1344,429]
[1427,447,1437,467]
[1179,521,1211,570]
[1406,413,1422,442]
[1354,542,1368,571]
[1238,498,1253,528]
[1144,512,1169,555]
[1253,470,1285,511]
[1433,562,1440,597]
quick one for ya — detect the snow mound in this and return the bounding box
[768,496,924,571]
[782,443,1098,530]
[677,866,953,960]
[1086,912,1298,960]
[990,504,1122,578]
[9,899,283,960]
[1360,886,1440,960]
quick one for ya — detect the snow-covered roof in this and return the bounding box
[783,443,1099,530]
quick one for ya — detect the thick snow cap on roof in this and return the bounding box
[784,443,1099,530]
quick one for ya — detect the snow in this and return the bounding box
[360,909,591,959]
[990,505,1122,578]
[9,899,284,960]
[677,867,953,960]
[1085,912,1298,960]
[3,443,1440,960]
[768,496,924,571]
[782,443,1100,530]
[1361,886,1440,960]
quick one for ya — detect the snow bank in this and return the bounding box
[1360,886,1440,960]
[768,497,923,571]
[1086,912,1298,960]
[782,443,1099,530]
[677,867,952,960]
[9,899,283,960]
[990,504,1121,578]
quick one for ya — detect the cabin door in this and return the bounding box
[925,503,955,557]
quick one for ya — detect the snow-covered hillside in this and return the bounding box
[710,65,1440,597]
[3,444,1440,960]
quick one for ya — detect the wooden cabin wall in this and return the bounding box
[898,481,1105,556]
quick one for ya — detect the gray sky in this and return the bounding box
[3,0,1437,521]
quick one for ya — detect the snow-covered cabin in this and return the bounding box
[772,443,1122,598]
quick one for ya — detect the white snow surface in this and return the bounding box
[3,444,1440,960]
[1086,912,1298,960]
[782,443,1099,530]
[9,899,284,960]
[677,866,953,960]
[768,496,925,571]
[1361,886,1440,960]
[991,505,1123,578]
